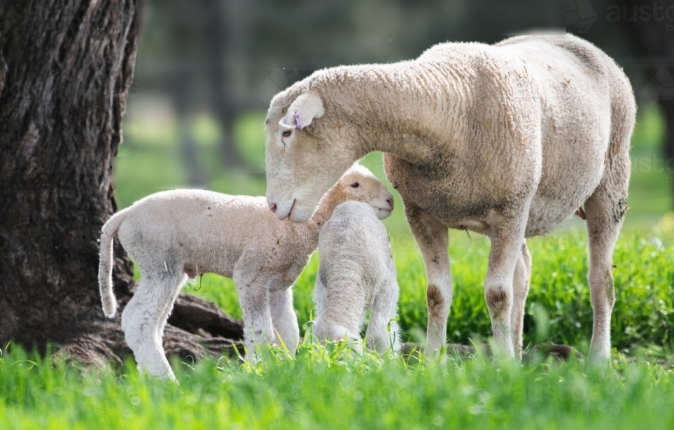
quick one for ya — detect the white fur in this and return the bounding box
[313,201,400,354]
[265,34,635,363]
[98,164,393,379]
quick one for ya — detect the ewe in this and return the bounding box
[99,164,393,379]
[313,201,400,354]
[264,34,636,363]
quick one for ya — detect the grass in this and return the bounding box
[2,340,674,429]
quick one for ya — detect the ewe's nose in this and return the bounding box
[268,201,278,214]
[387,197,394,209]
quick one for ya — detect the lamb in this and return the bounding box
[98,164,394,379]
[264,34,636,364]
[313,201,400,354]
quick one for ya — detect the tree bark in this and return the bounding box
[0,0,242,365]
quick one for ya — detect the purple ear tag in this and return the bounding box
[293,112,302,130]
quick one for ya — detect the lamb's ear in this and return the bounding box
[279,93,325,130]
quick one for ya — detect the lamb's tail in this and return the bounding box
[98,209,128,317]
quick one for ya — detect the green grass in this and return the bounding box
[2,341,674,429]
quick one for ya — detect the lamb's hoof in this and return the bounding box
[527,342,583,362]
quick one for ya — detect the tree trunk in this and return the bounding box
[0,0,242,366]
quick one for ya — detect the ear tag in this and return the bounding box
[293,112,302,130]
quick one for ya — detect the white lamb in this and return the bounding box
[313,201,400,354]
[98,164,393,379]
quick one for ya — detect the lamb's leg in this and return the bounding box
[270,287,300,353]
[121,269,184,380]
[233,270,275,359]
[156,273,188,339]
[584,185,626,364]
[365,277,400,354]
[405,205,451,355]
[484,218,527,358]
[313,273,365,353]
[510,242,531,360]
[312,275,328,339]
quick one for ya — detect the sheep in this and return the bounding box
[98,164,394,379]
[263,34,636,364]
[313,201,400,354]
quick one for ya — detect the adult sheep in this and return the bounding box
[264,34,635,363]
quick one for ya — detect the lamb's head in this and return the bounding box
[327,164,394,220]
[265,91,359,222]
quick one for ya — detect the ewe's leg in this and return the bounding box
[121,269,183,380]
[270,287,300,353]
[510,242,531,360]
[233,270,275,358]
[405,205,452,355]
[366,277,400,354]
[485,219,527,358]
[584,186,626,364]
[583,66,632,365]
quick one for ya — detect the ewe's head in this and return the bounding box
[265,91,359,222]
[329,164,394,220]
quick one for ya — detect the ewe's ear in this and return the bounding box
[279,93,324,130]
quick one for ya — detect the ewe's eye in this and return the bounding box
[282,130,292,138]
[351,182,359,188]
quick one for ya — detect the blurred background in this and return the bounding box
[114,0,674,239]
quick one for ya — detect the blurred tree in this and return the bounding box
[626,1,674,204]
[203,0,246,168]
[570,0,674,207]
[167,0,208,186]
[132,0,569,174]
[0,0,241,364]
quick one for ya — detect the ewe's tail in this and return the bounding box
[98,210,128,317]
